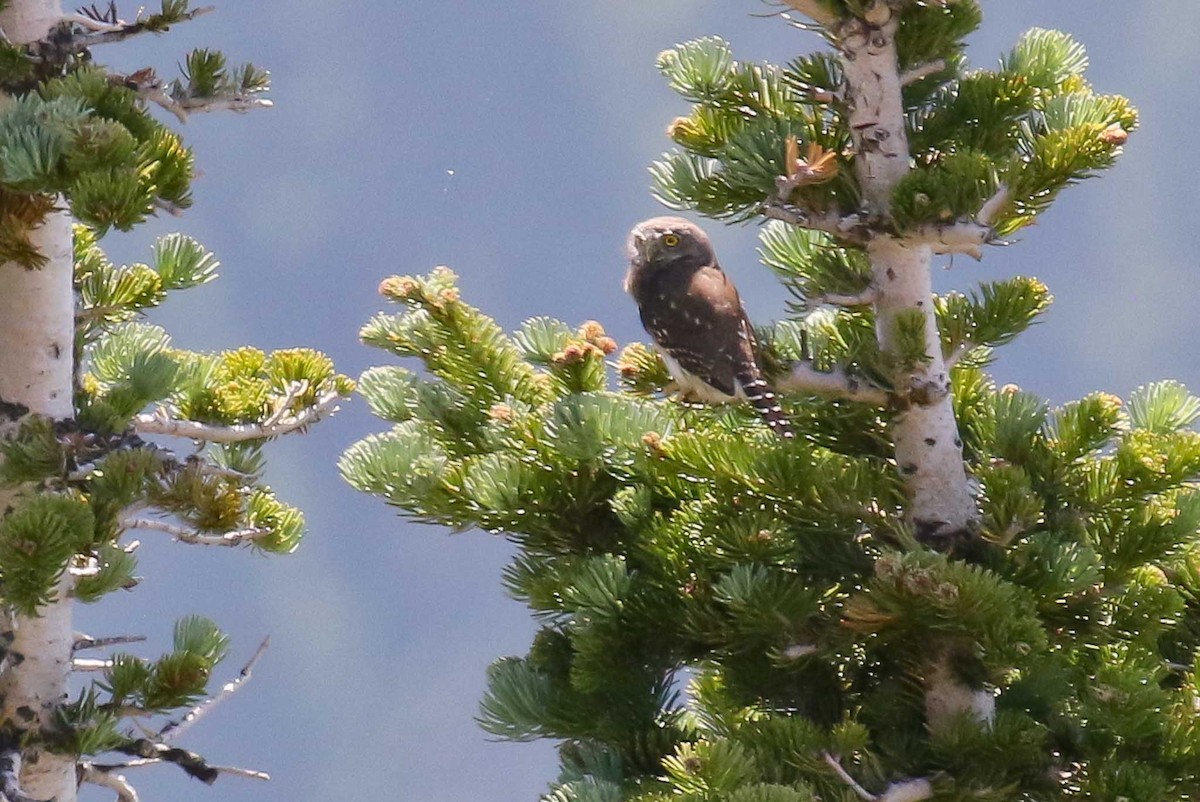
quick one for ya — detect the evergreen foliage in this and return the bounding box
[342,4,1199,802]
[0,0,350,788]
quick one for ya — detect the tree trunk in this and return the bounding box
[838,7,990,729]
[0,3,78,799]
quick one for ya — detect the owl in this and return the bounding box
[625,216,793,439]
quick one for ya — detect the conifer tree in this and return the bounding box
[0,2,351,800]
[343,3,1200,800]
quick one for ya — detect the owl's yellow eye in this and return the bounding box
[662,234,681,247]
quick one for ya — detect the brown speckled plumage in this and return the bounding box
[625,216,792,439]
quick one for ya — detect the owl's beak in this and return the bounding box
[632,229,656,260]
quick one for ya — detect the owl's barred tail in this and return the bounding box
[738,370,794,439]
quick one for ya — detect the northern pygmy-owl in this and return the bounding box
[625,216,793,439]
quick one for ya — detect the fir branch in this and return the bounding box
[777,362,889,406]
[0,748,47,802]
[140,80,273,124]
[132,388,343,443]
[117,516,269,547]
[113,66,272,124]
[79,763,139,802]
[158,636,268,742]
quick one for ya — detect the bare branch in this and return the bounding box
[899,59,947,86]
[763,202,871,246]
[74,633,148,652]
[112,740,268,785]
[160,637,270,742]
[133,389,344,443]
[822,752,875,801]
[205,764,270,782]
[60,12,123,33]
[808,287,878,308]
[118,516,269,547]
[975,184,1011,227]
[80,763,139,802]
[777,362,889,406]
[910,220,992,259]
[72,657,113,672]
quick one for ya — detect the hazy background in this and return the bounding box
[75,3,1197,800]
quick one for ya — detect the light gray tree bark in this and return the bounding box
[0,3,80,799]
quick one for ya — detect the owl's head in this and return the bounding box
[626,216,714,270]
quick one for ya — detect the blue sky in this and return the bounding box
[79,4,1199,800]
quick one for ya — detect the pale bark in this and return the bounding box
[0,4,78,800]
[836,5,987,729]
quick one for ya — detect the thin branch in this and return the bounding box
[160,637,270,742]
[114,739,268,785]
[141,84,274,124]
[205,764,270,781]
[822,752,875,802]
[74,633,147,652]
[910,220,993,259]
[72,657,113,672]
[60,12,123,33]
[763,201,871,246]
[118,516,269,547]
[133,389,343,443]
[899,59,947,86]
[777,362,890,406]
[975,184,1011,228]
[778,0,841,25]
[80,763,139,802]
[263,381,306,429]
[89,759,158,772]
[808,287,878,308]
